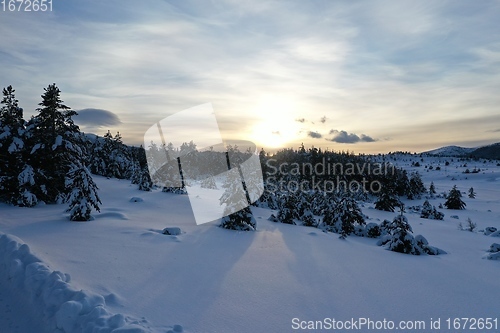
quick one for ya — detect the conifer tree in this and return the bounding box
[219,168,256,231]
[407,172,426,199]
[420,200,444,220]
[27,84,82,203]
[333,194,365,239]
[385,208,417,254]
[277,193,296,225]
[429,181,436,197]
[444,185,466,210]
[66,163,101,221]
[322,194,365,238]
[138,166,153,191]
[0,85,28,204]
[468,187,476,199]
[374,184,400,212]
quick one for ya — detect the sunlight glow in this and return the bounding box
[249,95,303,149]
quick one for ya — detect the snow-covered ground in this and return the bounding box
[1,155,500,333]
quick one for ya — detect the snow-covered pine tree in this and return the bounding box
[333,194,365,239]
[138,166,153,191]
[108,131,132,179]
[321,197,337,230]
[277,193,296,225]
[468,187,476,199]
[298,196,317,227]
[429,181,436,197]
[89,134,108,176]
[420,200,444,220]
[66,163,101,221]
[384,209,418,254]
[219,167,256,231]
[130,159,142,185]
[407,172,426,199]
[444,185,466,210]
[200,175,218,189]
[16,164,38,207]
[374,184,400,212]
[26,84,83,203]
[0,85,28,204]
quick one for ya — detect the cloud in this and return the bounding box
[74,108,121,127]
[327,130,377,144]
[320,116,327,124]
[308,131,322,139]
[295,118,306,123]
[360,134,376,142]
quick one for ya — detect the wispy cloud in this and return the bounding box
[1,1,499,152]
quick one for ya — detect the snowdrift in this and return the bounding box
[0,233,153,333]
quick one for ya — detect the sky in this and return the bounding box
[1,0,500,154]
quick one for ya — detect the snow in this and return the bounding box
[0,233,155,333]
[8,137,24,153]
[1,155,500,332]
[52,135,63,150]
[424,145,476,156]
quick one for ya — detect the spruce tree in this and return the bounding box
[468,187,476,199]
[16,164,38,207]
[385,209,418,254]
[219,167,256,231]
[0,85,28,204]
[334,194,365,239]
[277,193,296,225]
[420,200,444,220]
[301,208,317,227]
[322,194,365,238]
[444,185,466,210]
[66,163,101,221]
[27,84,82,203]
[138,167,153,191]
[407,172,426,199]
[374,185,400,212]
[429,181,436,197]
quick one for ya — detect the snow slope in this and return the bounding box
[423,145,476,156]
[1,155,500,333]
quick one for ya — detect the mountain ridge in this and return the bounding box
[423,142,500,159]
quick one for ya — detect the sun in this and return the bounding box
[249,95,302,149]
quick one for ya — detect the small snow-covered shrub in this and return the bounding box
[420,200,444,220]
[378,213,445,255]
[485,252,500,260]
[465,217,477,232]
[162,227,182,235]
[200,176,218,189]
[484,227,497,236]
[488,243,500,253]
[268,214,279,222]
[378,219,391,236]
[353,224,366,237]
[301,209,318,227]
[366,223,381,238]
[220,208,256,231]
[490,230,500,237]
[414,235,446,255]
